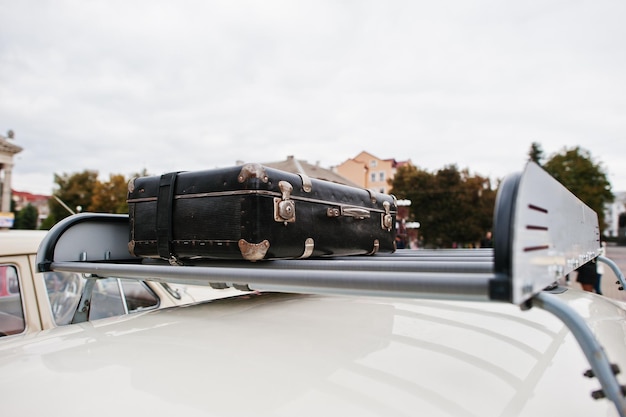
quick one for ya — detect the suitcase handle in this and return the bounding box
[326,206,371,219]
[341,207,371,219]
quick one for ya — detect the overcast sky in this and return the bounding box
[1,0,625,195]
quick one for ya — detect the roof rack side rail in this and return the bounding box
[533,292,626,416]
[598,256,626,291]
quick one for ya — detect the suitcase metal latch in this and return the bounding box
[382,201,393,231]
[274,181,296,223]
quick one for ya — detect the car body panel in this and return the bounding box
[0,230,48,255]
[0,254,41,334]
[1,288,624,417]
[0,230,50,333]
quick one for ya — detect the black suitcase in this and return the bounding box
[127,163,397,262]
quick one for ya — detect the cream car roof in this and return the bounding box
[0,289,624,417]
[0,230,48,256]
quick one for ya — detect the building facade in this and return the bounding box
[261,155,359,187]
[11,190,50,227]
[605,191,626,239]
[333,151,411,194]
[0,131,23,228]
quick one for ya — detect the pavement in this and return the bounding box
[567,244,626,303]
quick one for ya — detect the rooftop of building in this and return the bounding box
[261,155,361,187]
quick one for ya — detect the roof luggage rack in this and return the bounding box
[36,162,626,416]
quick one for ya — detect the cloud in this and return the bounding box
[1,0,625,195]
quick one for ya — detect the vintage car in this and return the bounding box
[0,230,238,337]
[0,276,623,417]
[1,162,625,417]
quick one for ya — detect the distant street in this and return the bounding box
[574,244,626,303]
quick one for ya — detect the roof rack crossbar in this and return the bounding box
[334,255,493,262]
[50,261,498,301]
[144,258,494,274]
[368,249,494,258]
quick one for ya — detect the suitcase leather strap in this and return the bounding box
[156,172,179,263]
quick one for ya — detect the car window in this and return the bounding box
[45,271,83,325]
[89,279,160,321]
[0,264,26,337]
[45,272,160,325]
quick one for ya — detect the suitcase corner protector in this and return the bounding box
[238,239,270,261]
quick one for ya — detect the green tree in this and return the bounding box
[463,173,497,241]
[390,164,496,248]
[39,213,56,230]
[542,146,613,233]
[47,170,99,224]
[528,142,544,164]
[13,204,39,229]
[89,174,129,213]
[42,170,146,226]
